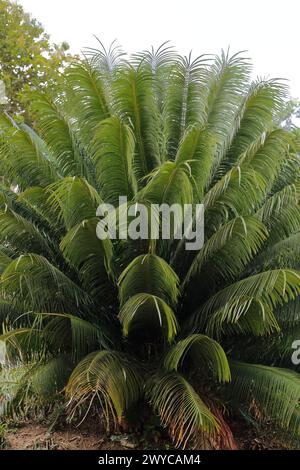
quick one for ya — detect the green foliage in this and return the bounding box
[229,362,300,433]
[0,43,300,448]
[65,350,141,429]
[164,334,230,383]
[146,372,218,448]
[0,0,73,116]
[119,293,178,343]
[118,254,179,306]
[91,116,137,203]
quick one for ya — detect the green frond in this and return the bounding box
[1,254,92,314]
[146,371,219,448]
[0,184,43,222]
[91,116,137,204]
[251,232,300,271]
[27,355,73,399]
[162,54,210,158]
[218,78,288,176]
[139,160,194,207]
[275,296,300,331]
[65,350,141,427]
[19,122,63,175]
[118,253,179,307]
[0,207,54,258]
[4,356,73,416]
[238,129,292,190]
[0,250,13,274]
[256,182,300,245]
[60,218,114,295]
[84,38,126,73]
[29,92,79,177]
[0,300,22,325]
[0,325,44,362]
[0,186,62,255]
[0,113,58,188]
[131,41,176,71]
[37,312,106,358]
[65,61,109,145]
[17,186,64,237]
[131,43,178,160]
[119,293,178,343]
[47,176,101,230]
[164,334,230,383]
[205,50,251,171]
[184,216,268,287]
[112,65,161,179]
[204,130,292,232]
[204,166,267,235]
[229,361,300,434]
[175,124,217,200]
[191,269,300,337]
[272,151,300,192]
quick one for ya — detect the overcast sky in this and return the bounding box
[19,0,300,97]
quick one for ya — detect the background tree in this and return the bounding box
[0,0,72,116]
[277,98,300,130]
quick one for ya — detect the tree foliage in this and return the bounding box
[0,0,72,116]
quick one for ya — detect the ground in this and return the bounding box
[5,423,123,450]
[2,418,296,450]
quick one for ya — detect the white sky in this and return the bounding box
[19,0,300,97]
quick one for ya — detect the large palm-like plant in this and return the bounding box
[1,43,300,448]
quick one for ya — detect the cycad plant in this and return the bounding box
[1,42,300,448]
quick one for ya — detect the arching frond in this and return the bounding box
[119,293,178,343]
[164,334,230,383]
[237,129,292,190]
[218,78,287,176]
[184,216,267,288]
[139,160,194,207]
[60,218,114,295]
[29,92,79,176]
[112,65,161,179]
[204,166,267,235]
[256,182,300,245]
[1,254,92,314]
[90,116,136,204]
[65,350,141,428]
[48,176,101,230]
[18,186,64,237]
[3,356,73,417]
[175,124,217,200]
[251,232,300,271]
[0,207,53,258]
[146,371,219,448]
[65,61,110,145]
[36,312,107,358]
[118,254,179,307]
[0,113,57,188]
[162,54,210,157]
[229,361,300,434]
[204,50,251,172]
[84,38,126,74]
[131,41,176,71]
[191,269,300,337]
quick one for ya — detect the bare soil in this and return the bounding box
[5,423,128,450]
[3,418,296,450]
